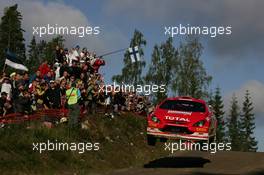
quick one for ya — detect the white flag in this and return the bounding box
[5,51,28,71]
[128,46,140,63]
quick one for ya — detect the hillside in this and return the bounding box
[0,113,263,175]
[0,113,167,174]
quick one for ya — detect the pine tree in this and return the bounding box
[0,4,25,69]
[145,45,164,103]
[37,40,47,63]
[27,36,39,73]
[26,35,64,73]
[44,35,64,64]
[172,37,212,98]
[227,94,241,151]
[112,29,146,86]
[240,90,258,152]
[145,37,177,103]
[212,87,225,142]
[207,89,214,106]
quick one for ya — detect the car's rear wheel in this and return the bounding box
[147,135,157,146]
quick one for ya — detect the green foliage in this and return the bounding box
[26,36,38,73]
[240,90,258,152]
[227,91,258,152]
[212,87,225,142]
[172,37,212,99]
[0,113,167,174]
[145,36,211,103]
[112,29,146,86]
[0,4,25,70]
[145,37,177,103]
[26,35,64,72]
[227,94,241,151]
[43,35,64,64]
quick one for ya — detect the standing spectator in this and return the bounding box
[44,80,61,109]
[38,60,50,77]
[59,71,69,82]
[44,71,53,83]
[0,92,13,115]
[23,72,30,87]
[59,61,69,77]
[113,90,126,114]
[86,80,96,114]
[55,46,64,64]
[66,82,81,128]
[15,90,31,115]
[30,70,42,82]
[104,86,113,118]
[1,78,12,100]
[69,61,81,79]
[35,82,46,109]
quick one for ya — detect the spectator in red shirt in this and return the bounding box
[38,60,51,77]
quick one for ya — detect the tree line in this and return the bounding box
[0,4,258,151]
[113,30,258,151]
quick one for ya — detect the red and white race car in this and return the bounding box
[147,96,217,146]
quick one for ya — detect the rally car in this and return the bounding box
[147,96,217,146]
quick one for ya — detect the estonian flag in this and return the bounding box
[5,51,28,71]
[128,46,140,63]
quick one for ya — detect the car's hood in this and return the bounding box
[154,108,207,123]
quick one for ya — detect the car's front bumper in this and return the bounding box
[147,127,209,141]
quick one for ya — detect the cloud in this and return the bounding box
[0,0,127,53]
[0,0,128,81]
[223,80,264,151]
[224,80,264,125]
[103,0,264,62]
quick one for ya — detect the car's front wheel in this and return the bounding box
[147,135,157,146]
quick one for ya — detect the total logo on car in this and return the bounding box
[147,96,217,146]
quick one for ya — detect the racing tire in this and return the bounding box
[147,135,157,146]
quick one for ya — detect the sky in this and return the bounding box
[0,0,263,151]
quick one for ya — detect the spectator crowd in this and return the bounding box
[0,45,150,119]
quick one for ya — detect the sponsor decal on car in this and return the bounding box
[165,116,190,122]
[167,110,192,115]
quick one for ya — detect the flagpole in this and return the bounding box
[2,64,6,74]
[98,48,127,58]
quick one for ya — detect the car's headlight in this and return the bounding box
[151,115,160,123]
[193,120,205,127]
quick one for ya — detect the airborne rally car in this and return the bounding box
[147,97,217,146]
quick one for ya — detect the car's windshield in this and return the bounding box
[159,100,206,112]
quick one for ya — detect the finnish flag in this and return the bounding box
[128,46,140,63]
[5,51,28,71]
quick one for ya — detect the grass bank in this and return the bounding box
[0,113,167,174]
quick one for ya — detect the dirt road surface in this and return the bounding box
[106,151,264,175]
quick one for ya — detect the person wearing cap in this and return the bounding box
[66,82,81,128]
[10,72,16,78]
